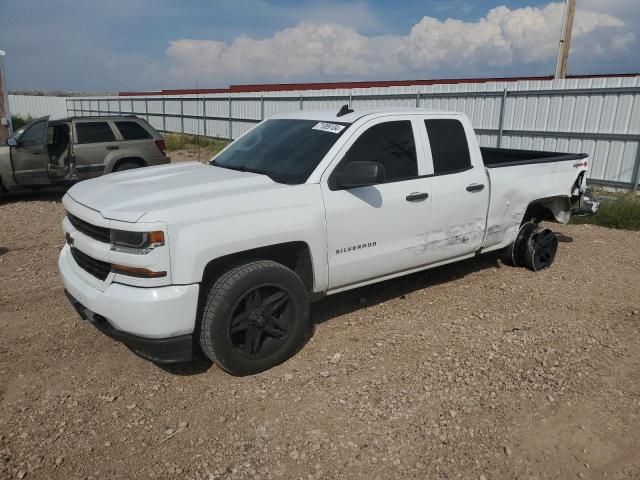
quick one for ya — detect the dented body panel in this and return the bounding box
[481,159,588,252]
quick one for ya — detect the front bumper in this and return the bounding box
[59,245,200,363]
[65,291,193,363]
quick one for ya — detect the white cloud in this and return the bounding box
[167,1,637,85]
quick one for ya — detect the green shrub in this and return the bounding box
[571,194,640,230]
[164,132,228,156]
[10,115,35,130]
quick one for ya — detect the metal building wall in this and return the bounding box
[7,94,68,120]
[9,76,640,188]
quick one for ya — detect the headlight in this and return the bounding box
[110,229,165,254]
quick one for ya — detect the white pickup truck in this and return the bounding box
[59,107,594,375]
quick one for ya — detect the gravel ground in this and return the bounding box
[1,155,639,479]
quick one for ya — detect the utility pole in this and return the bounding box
[555,0,576,79]
[0,49,12,140]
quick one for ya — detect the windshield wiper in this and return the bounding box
[211,162,278,182]
[212,162,259,174]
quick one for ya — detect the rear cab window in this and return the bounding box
[75,122,116,144]
[424,119,472,175]
[115,121,153,140]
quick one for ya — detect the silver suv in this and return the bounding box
[0,115,169,197]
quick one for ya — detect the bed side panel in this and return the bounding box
[483,160,586,250]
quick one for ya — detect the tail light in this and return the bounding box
[155,139,166,154]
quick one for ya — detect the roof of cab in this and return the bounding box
[272,107,452,123]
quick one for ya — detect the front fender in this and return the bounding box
[159,185,329,293]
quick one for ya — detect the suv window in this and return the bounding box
[339,121,417,182]
[115,121,152,140]
[20,121,47,147]
[76,122,116,144]
[425,119,471,174]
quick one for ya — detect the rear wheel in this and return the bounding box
[504,222,558,271]
[199,260,310,375]
[504,222,537,267]
[523,227,558,271]
[114,161,143,172]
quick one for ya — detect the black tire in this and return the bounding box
[114,161,143,172]
[503,222,537,267]
[199,260,310,375]
[522,227,558,271]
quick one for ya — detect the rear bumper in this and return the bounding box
[65,291,193,363]
[571,189,600,216]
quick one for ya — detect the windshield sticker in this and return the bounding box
[312,122,346,134]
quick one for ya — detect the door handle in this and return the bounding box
[105,145,119,150]
[406,192,429,202]
[466,183,485,192]
[32,150,42,155]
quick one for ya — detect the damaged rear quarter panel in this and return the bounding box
[483,161,584,250]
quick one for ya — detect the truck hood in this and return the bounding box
[67,162,289,223]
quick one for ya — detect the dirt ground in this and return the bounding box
[1,155,639,479]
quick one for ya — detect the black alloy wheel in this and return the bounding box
[228,285,293,358]
[199,260,311,375]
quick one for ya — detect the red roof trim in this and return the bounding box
[119,73,640,96]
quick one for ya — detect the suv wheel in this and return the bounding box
[114,161,143,172]
[199,260,311,375]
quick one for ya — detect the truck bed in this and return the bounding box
[480,147,587,168]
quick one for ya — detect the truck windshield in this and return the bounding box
[211,119,350,184]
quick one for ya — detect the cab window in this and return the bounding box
[425,119,471,175]
[338,120,418,183]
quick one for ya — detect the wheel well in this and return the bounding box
[200,242,315,293]
[522,196,572,225]
[113,157,146,171]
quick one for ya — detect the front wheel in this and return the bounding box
[199,260,311,375]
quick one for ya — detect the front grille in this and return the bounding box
[70,247,111,281]
[67,214,110,243]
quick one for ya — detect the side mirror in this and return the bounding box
[6,137,18,147]
[334,161,386,189]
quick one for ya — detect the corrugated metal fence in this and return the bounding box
[7,94,68,120]
[10,75,640,189]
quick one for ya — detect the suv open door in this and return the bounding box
[9,116,50,185]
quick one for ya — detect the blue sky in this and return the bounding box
[1,0,638,92]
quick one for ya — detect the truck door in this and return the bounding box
[417,116,489,263]
[73,120,120,179]
[321,116,433,290]
[10,116,51,185]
